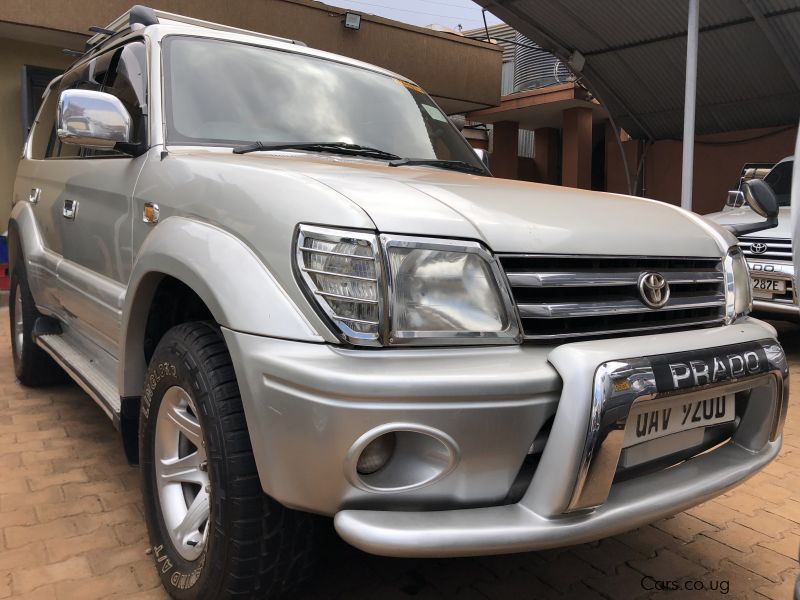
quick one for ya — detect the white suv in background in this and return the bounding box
[708,157,797,320]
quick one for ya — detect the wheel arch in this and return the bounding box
[119,216,325,399]
[119,217,327,464]
[7,217,22,276]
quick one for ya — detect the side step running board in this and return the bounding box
[35,324,121,428]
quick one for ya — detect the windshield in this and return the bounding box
[162,36,485,170]
[763,160,792,207]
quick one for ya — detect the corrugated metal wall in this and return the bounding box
[478,25,535,158]
[467,23,580,158]
[513,32,574,92]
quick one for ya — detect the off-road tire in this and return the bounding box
[139,321,318,599]
[9,265,64,386]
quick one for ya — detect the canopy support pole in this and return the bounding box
[681,0,700,211]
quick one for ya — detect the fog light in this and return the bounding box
[356,432,396,474]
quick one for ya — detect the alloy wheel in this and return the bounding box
[154,386,211,561]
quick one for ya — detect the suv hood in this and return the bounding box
[300,160,730,257]
[178,150,733,257]
[706,206,792,239]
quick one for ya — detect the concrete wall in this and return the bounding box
[0,37,72,228]
[606,125,797,214]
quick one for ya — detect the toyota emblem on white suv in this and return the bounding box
[638,272,670,308]
[751,242,769,254]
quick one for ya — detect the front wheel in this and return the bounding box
[139,321,318,599]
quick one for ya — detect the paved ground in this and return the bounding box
[0,309,798,599]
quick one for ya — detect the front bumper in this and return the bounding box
[223,318,788,557]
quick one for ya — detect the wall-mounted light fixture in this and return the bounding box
[344,12,361,30]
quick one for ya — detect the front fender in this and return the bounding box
[120,216,326,397]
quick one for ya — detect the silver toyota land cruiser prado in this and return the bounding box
[9,6,790,598]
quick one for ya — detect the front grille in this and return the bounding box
[739,237,792,262]
[499,255,727,340]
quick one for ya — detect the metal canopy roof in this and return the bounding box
[475,0,800,140]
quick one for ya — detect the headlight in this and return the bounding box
[296,225,383,345]
[295,225,520,346]
[724,247,752,323]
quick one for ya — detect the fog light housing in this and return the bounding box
[356,432,396,474]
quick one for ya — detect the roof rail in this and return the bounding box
[85,4,305,51]
[152,9,306,46]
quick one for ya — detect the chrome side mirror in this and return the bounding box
[725,190,745,208]
[473,147,489,168]
[57,89,132,149]
[725,179,779,237]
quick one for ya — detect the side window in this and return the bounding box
[46,42,147,159]
[47,52,114,159]
[102,42,147,145]
[29,85,58,160]
[59,51,113,94]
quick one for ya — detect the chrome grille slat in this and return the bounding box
[499,255,726,340]
[507,270,724,288]
[522,317,725,340]
[517,294,725,319]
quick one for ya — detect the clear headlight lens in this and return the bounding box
[724,247,752,323]
[383,236,513,343]
[295,226,519,346]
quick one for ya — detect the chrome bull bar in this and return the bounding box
[567,339,789,511]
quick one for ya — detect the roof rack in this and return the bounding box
[84,4,305,51]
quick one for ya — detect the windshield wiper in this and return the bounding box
[232,141,401,161]
[388,158,487,175]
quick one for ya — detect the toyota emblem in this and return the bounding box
[751,242,769,254]
[638,272,670,309]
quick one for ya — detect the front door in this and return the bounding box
[28,41,148,356]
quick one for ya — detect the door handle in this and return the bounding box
[62,199,78,220]
[29,188,41,204]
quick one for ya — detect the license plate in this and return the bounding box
[623,394,732,447]
[752,277,786,298]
